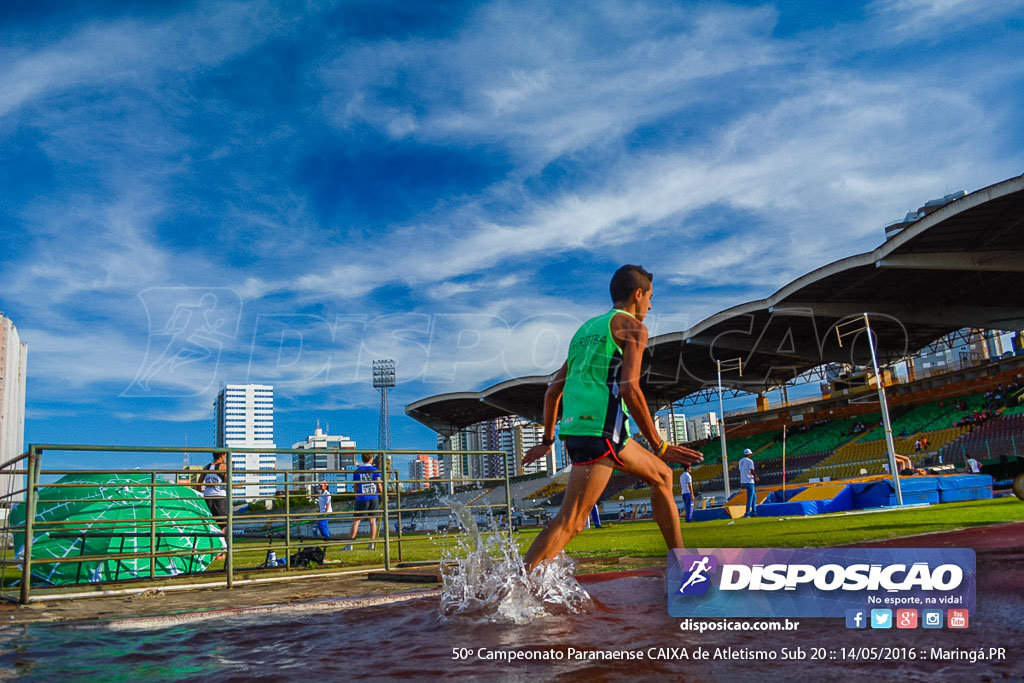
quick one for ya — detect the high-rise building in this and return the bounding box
[408,455,440,490]
[686,412,718,442]
[652,412,689,444]
[214,384,277,501]
[490,424,516,478]
[486,419,559,477]
[436,423,493,483]
[0,313,28,518]
[291,424,357,494]
[666,412,688,444]
[514,423,557,476]
[437,418,561,484]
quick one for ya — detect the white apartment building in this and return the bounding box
[437,418,560,483]
[514,423,557,476]
[686,412,718,442]
[291,424,357,494]
[214,383,277,502]
[664,413,688,444]
[437,431,474,485]
[0,313,28,518]
[436,423,494,483]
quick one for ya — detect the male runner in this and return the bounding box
[522,265,703,571]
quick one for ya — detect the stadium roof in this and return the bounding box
[407,174,1024,435]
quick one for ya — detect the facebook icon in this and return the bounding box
[845,609,867,629]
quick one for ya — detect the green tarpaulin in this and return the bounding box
[10,472,226,586]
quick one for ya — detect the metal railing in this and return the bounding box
[0,445,513,604]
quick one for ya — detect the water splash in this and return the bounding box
[438,499,591,625]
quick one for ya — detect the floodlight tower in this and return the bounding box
[373,359,396,451]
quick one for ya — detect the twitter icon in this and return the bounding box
[870,609,892,629]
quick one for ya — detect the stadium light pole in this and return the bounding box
[836,315,904,506]
[372,359,396,451]
[373,359,398,515]
[716,357,743,501]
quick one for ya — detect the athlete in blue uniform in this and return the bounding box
[346,454,381,550]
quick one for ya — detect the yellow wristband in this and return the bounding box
[656,440,668,456]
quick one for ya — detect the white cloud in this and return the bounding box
[0,2,294,120]
[868,0,1024,33]
[300,3,1019,307]
[5,0,1024,433]
[322,2,785,167]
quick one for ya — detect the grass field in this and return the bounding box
[5,497,1021,596]
[230,496,1024,568]
[553,496,1024,558]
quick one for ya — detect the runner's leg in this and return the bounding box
[613,440,684,549]
[523,459,615,570]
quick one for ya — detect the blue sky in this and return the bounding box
[2,0,1023,471]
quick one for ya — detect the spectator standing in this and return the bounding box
[316,481,332,540]
[202,452,228,533]
[679,464,695,523]
[738,449,759,518]
[346,454,381,550]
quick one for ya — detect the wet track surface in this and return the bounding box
[0,522,1020,681]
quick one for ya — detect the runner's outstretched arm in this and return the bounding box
[608,312,698,550]
[612,314,702,465]
[522,362,567,467]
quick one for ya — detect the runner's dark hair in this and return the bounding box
[610,264,653,303]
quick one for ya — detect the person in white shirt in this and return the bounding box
[679,464,695,522]
[317,481,333,539]
[738,448,759,517]
[965,454,982,474]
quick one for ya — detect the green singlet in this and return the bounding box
[558,309,634,444]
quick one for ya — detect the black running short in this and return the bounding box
[205,496,227,519]
[564,435,628,466]
[354,498,380,517]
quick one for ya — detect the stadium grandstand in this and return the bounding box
[406,174,1024,511]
